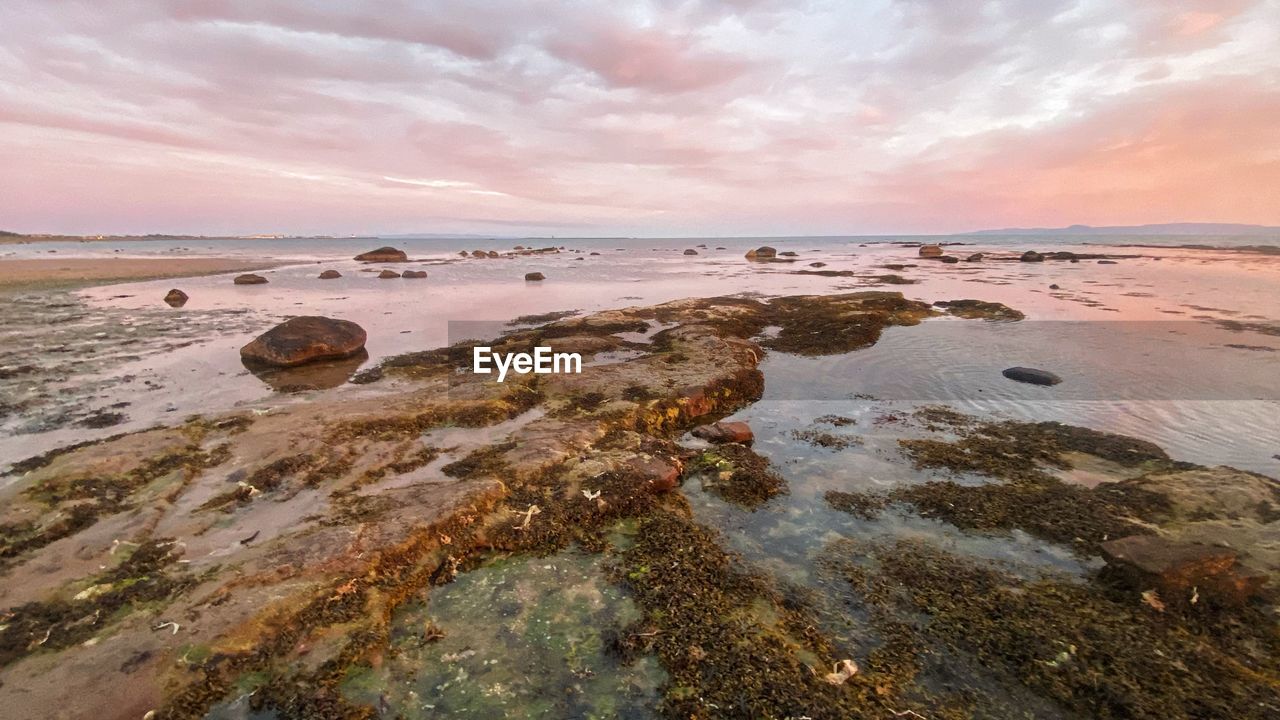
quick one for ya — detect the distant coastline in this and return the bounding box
[964,222,1280,237]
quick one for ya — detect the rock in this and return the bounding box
[1101,535,1267,608]
[1020,250,1044,262]
[525,272,546,281]
[458,250,469,257]
[940,255,959,264]
[319,270,341,279]
[514,245,525,250]
[354,246,408,262]
[402,270,427,279]
[779,251,798,257]
[163,289,188,307]
[809,262,827,268]
[965,253,984,262]
[471,250,486,258]
[1002,367,1062,385]
[745,246,777,260]
[627,455,682,493]
[487,251,499,258]
[378,270,401,279]
[692,421,754,445]
[1098,260,1118,264]
[918,244,943,258]
[234,273,268,285]
[684,249,698,255]
[240,316,367,368]
[1049,283,1060,290]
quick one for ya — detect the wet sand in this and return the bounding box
[0,257,284,292]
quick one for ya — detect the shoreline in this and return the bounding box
[0,257,287,293]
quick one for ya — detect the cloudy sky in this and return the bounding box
[1,0,1277,237]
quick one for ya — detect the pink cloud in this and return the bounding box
[547,21,754,93]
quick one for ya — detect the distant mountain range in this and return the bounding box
[965,223,1280,236]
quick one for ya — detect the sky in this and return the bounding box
[1,0,1278,237]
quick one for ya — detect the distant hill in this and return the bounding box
[965,223,1280,237]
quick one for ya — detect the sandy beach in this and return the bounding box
[0,257,284,292]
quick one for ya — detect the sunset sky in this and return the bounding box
[1,0,1278,237]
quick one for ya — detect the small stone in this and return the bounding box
[402,270,428,279]
[684,249,698,255]
[233,273,268,285]
[1002,367,1062,386]
[163,289,188,307]
[965,253,984,262]
[378,270,401,279]
[525,272,546,281]
[940,255,959,264]
[1049,283,1060,290]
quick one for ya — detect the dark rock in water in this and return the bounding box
[513,245,525,250]
[471,250,486,258]
[940,255,959,264]
[1100,535,1267,609]
[684,249,698,255]
[487,250,499,258]
[935,300,1024,321]
[965,253,984,262]
[240,316,367,368]
[457,250,469,257]
[354,246,408,262]
[402,270,427,278]
[809,262,827,268]
[1098,260,1118,264]
[378,270,401,279]
[319,270,341,279]
[715,246,726,250]
[163,289,188,307]
[246,349,370,392]
[1049,283,1060,290]
[234,273,268,285]
[779,251,798,257]
[1002,366,1061,385]
[589,251,600,255]
[1070,258,1080,263]
[692,421,754,445]
[918,244,943,258]
[746,246,777,259]
[525,272,546,281]
[1020,250,1044,262]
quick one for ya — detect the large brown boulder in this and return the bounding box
[163,289,188,307]
[1101,535,1267,609]
[918,244,943,258]
[692,421,754,445]
[525,272,546,281]
[378,270,401,279]
[233,273,268,285]
[1020,250,1045,262]
[354,246,409,262]
[240,316,368,368]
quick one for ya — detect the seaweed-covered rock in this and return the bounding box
[233,273,268,285]
[319,270,341,279]
[1100,535,1267,608]
[354,246,408,262]
[626,455,682,493]
[692,421,754,445]
[1002,366,1061,385]
[163,289,188,307]
[745,246,777,260]
[935,299,1025,321]
[240,316,367,368]
[918,244,943,258]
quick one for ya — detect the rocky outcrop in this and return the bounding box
[163,289,188,307]
[684,249,698,255]
[745,246,777,260]
[240,316,368,368]
[1002,366,1061,385]
[919,244,943,258]
[1020,250,1044,262]
[378,270,401,279]
[354,246,409,262]
[233,273,268,285]
[1101,536,1267,608]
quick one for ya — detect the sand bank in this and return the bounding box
[0,257,283,292]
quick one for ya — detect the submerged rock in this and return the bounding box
[1020,250,1045,262]
[745,246,777,259]
[1101,535,1267,608]
[684,249,698,255]
[918,244,943,258]
[940,255,959,264]
[354,246,408,262]
[240,316,368,368]
[692,421,754,445]
[402,270,427,279]
[525,272,546,281]
[378,270,401,279]
[319,270,342,279]
[163,289,188,307]
[233,273,268,285]
[1002,366,1062,385]
[965,253,984,262]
